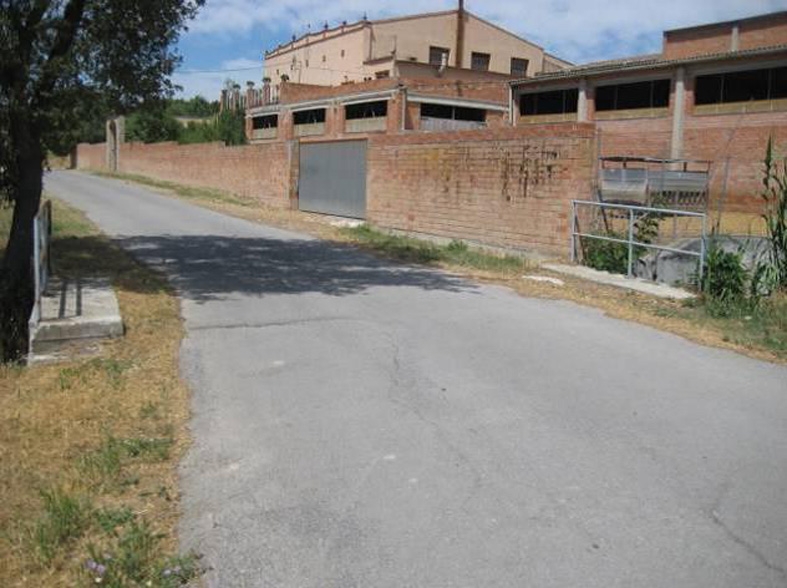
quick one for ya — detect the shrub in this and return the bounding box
[701,244,748,316]
[761,137,787,290]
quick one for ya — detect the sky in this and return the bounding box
[172,0,787,99]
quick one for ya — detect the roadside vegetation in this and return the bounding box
[0,200,198,585]
[125,96,246,147]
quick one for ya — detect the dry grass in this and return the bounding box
[0,200,195,585]
[87,170,786,364]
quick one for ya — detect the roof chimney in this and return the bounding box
[456,0,465,69]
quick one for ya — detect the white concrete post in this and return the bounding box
[578,79,589,122]
[670,67,686,161]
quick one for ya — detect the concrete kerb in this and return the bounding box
[542,263,696,300]
[28,277,124,362]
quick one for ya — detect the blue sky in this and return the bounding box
[172,0,787,99]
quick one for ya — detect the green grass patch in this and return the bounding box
[341,224,529,273]
[83,524,201,587]
[80,435,174,488]
[30,489,92,564]
[94,506,135,535]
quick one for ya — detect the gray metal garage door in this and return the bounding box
[299,140,367,219]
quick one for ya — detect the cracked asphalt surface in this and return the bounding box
[47,171,787,587]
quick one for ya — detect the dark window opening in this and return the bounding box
[595,79,670,111]
[695,66,787,105]
[421,103,486,122]
[252,115,278,129]
[293,108,325,124]
[345,101,388,119]
[511,57,529,77]
[520,88,578,115]
[429,46,450,66]
[471,52,491,71]
[375,70,390,79]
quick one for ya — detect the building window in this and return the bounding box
[511,58,529,77]
[421,103,485,122]
[322,55,326,63]
[345,101,388,119]
[375,70,390,79]
[520,88,579,115]
[252,114,278,129]
[305,59,309,67]
[595,79,670,111]
[341,49,345,58]
[695,66,787,105]
[471,52,491,71]
[293,108,325,124]
[429,46,450,66]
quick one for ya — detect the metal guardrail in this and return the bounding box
[570,200,707,282]
[28,200,52,346]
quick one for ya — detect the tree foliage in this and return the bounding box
[1,0,203,360]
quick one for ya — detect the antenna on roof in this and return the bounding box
[324,21,329,30]
[362,11,368,21]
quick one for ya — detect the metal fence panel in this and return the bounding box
[28,200,52,347]
[571,200,707,285]
[299,140,367,219]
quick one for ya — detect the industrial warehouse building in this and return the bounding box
[80,8,787,258]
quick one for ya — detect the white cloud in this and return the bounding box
[187,0,787,63]
[173,57,263,99]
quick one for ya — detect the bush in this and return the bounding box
[582,234,629,273]
[701,244,749,316]
[581,212,659,275]
[762,137,787,290]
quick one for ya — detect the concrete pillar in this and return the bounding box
[670,67,686,160]
[578,79,589,122]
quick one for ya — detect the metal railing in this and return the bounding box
[28,200,52,345]
[570,200,707,282]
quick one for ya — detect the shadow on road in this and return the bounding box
[113,234,476,301]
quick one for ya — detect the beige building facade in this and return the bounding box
[263,5,569,92]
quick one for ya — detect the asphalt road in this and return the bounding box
[46,171,787,588]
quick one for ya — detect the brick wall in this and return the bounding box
[366,124,595,254]
[683,111,787,213]
[663,13,787,59]
[597,117,673,159]
[77,140,294,209]
[739,13,787,51]
[75,142,107,170]
[663,26,732,60]
[280,79,399,104]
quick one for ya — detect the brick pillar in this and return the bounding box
[280,110,294,141]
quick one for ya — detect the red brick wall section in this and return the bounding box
[406,78,508,103]
[116,141,293,209]
[367,125,595,255]
[279,79,399,104]
[683,111,787,214]
[597,117,673,159]
[663,27,732,60]
[76,142,107,170]
[739,14,787,51]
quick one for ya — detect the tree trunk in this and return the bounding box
[1,113,43,361]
